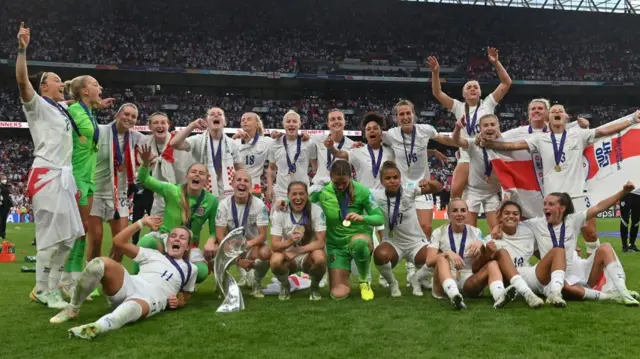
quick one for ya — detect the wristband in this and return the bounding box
[137,220,144,231]
[17,48,26,55]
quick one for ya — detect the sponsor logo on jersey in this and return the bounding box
[197,206,205,216]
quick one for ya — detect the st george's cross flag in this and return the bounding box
[486,114,640,219]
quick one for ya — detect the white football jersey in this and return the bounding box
[429,224,484,270]
[502,121,580,139]
[451,95,498,138]
[234,136,273,188]
[95,126,144,198]
[490,224,536,268]
[464,141,501,194]
[523,211,587,274]
[22,94,73,168]
[349,145,395,190]
[525,129,596,197]
[383,124,438,184]
[216,196,269,239]
[135,247,198,311]
[186,133,242,166]
[372,186,428,247]
[270,203,326,248]
[267,136,315,200]
[309,133,354,185]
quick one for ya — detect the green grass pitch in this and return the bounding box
[1,219,639,359]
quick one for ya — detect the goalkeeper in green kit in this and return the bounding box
[308,159,384,301]
[133,144,217,284]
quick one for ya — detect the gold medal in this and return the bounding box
[485,176,491,183]
[289,171,295,177]
[456,270,461,280]
[554,165,561,172]
[342,220,351,227]
[79,136,87,144]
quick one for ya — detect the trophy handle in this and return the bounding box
[213,227,248,313]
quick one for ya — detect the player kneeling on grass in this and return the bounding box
[431,199,516,310]
[50,216,197,339]
[270,181,327,300]
[372,161,443,297]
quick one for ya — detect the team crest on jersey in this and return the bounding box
[368,193,379,209]
[329,254,336,263]
[197,206,205,216]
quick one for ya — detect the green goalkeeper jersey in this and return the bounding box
[309,180,384,250]
[68,102,99,183]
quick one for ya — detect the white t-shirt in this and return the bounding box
[270,203,326,248]
[309,133,354,185]
[22,94,73,168]
[428,224,484,270]
[525,129,596,197]
[267,136,316,200]
[464,141,501,194]
[451,95,498,138]
[372,186,428,246]
[490,224,536,268]
[523,211,587,274]
[349,145,395,190]
[502,121,580,139]
[234,136,273,188]
[134,247,198,311]
[216,196,269,239]
[383,124,438,184]
[95,128,144,198]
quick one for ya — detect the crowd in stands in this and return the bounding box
[0,138,32,216]
[0,85,637,132]
[1,0,640,81]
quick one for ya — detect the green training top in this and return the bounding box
[309,180,384,250]
[138,166,219,245]
[68,102,99,183]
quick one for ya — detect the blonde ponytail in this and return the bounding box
[64,75,89,101]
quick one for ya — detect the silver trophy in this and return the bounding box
[213,227,248,313]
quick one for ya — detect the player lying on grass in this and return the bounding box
[372,161,442,297]
[134,144,216,284]
[430,199,516,310]
[270,181,327,300]
[49,216,197,339]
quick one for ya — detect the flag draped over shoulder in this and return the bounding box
[485,114,640,219]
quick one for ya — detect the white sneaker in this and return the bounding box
[278,283,291,301]
[420,276,433,290]
[47,289,70,309]
[319,273,328,288]
[68,323,101,339]
[493,285,517,309]
[524,292,544,309]
[50,307,79,324]
[309,287,322,301]
[610,291,640,306]
[545,293,567,308]
[389,280,402,297]
[405,268,416,287]
[378,276,389,289]
[251,277,264,299]
[30,288,49,305]
[409,273,423,297]
[451,293,466,310]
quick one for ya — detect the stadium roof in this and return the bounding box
[403,0,640,13]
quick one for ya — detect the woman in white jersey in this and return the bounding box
[308,109,353,187]
[451,114,502,228]
[481,105,640,251]
[139,112,194,218]
[205,170,270,298]
[480,201,565,308]
[88,104,144,263]
[49,216,197,339]
[540,185,639,306]
[430,199,516,310]
[372,161,442,297]
[502,99,586,140]
[170,107,244,199]
[270,181,327,301]
[266,110,316,204]
[232,112,273,197]
[17,23,84,309]
[428,47,512,199]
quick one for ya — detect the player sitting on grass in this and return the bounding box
[49,216,197,339]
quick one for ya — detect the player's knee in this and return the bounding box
[270,252,286,269]
[86,257,106,277]
[373,245,392,265]
[309,250,326,266]
[258,245,272,261]
[350,236,370,253]
[330,285,350,300]
[597,242,614,257]
[487,260,500,272]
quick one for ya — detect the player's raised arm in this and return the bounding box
[112,216,163,259]
[16,22,35,103]
[487,47,512,103]
[428,56,454,111]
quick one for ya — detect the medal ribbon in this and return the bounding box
[111,124,134,219]
[326,136,345,169]
[465,106,480,136]
[208,134,223,175]
[368,144,384,179]
[231,196,251,234]
[547,222,566,248]
[185,190,206,229]
[387,189,402,232]
[289,205,308,226]
[283,135,302,174]
[338,187,350,221]
[550,130,567,169]
[165,254,193,292]
[528,125,548,134]
[482,148,493,178]
[401,126,416,168]
[243,133,260,145]
[448,224,468,259]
